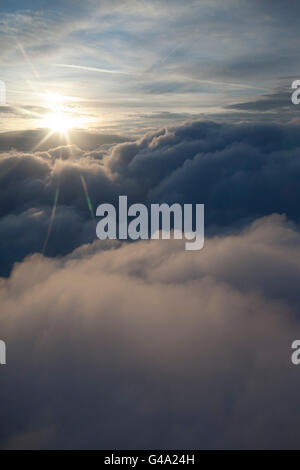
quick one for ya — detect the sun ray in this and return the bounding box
[42,186,59,254]
[32,129,55,151]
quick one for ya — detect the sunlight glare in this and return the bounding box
[41,111,74,133]
[39,92,91,134]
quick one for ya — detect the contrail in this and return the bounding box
[16,40,40,79]
[142,40,270,92]
[184,77,270,92]
[55,62,269,92]
[55,64,130,75]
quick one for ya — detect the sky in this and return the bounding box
[0,0,299,134]
[1,0,300,450]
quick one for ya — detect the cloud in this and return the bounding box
[3,0,300,129]
[225,88,295,112]
[2,120,300,274]
[1,0,300,451]
[0,214,300,449]
[106,120,300,230]
[0,129,127,152]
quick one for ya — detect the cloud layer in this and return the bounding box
[1,120,300,449]
[2,120,300,274]
[0,214,300,449]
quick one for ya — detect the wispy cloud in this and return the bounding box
[54,63,131,75]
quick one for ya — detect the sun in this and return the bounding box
[38,92,92,135]
[41,111,74,134]
[39,92,74,135]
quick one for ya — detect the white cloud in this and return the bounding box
[0,214,300,448]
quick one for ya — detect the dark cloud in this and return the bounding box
[107,120,300,230]
[0,105,47,118]
[246,0,300,28]
[0,128,128,152]
[0,215,300,449]
[207,55,297,81]
[226,89,295,112]
[2,120,300,275]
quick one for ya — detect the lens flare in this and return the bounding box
[42,187,59,254]
[80,175,95,221]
